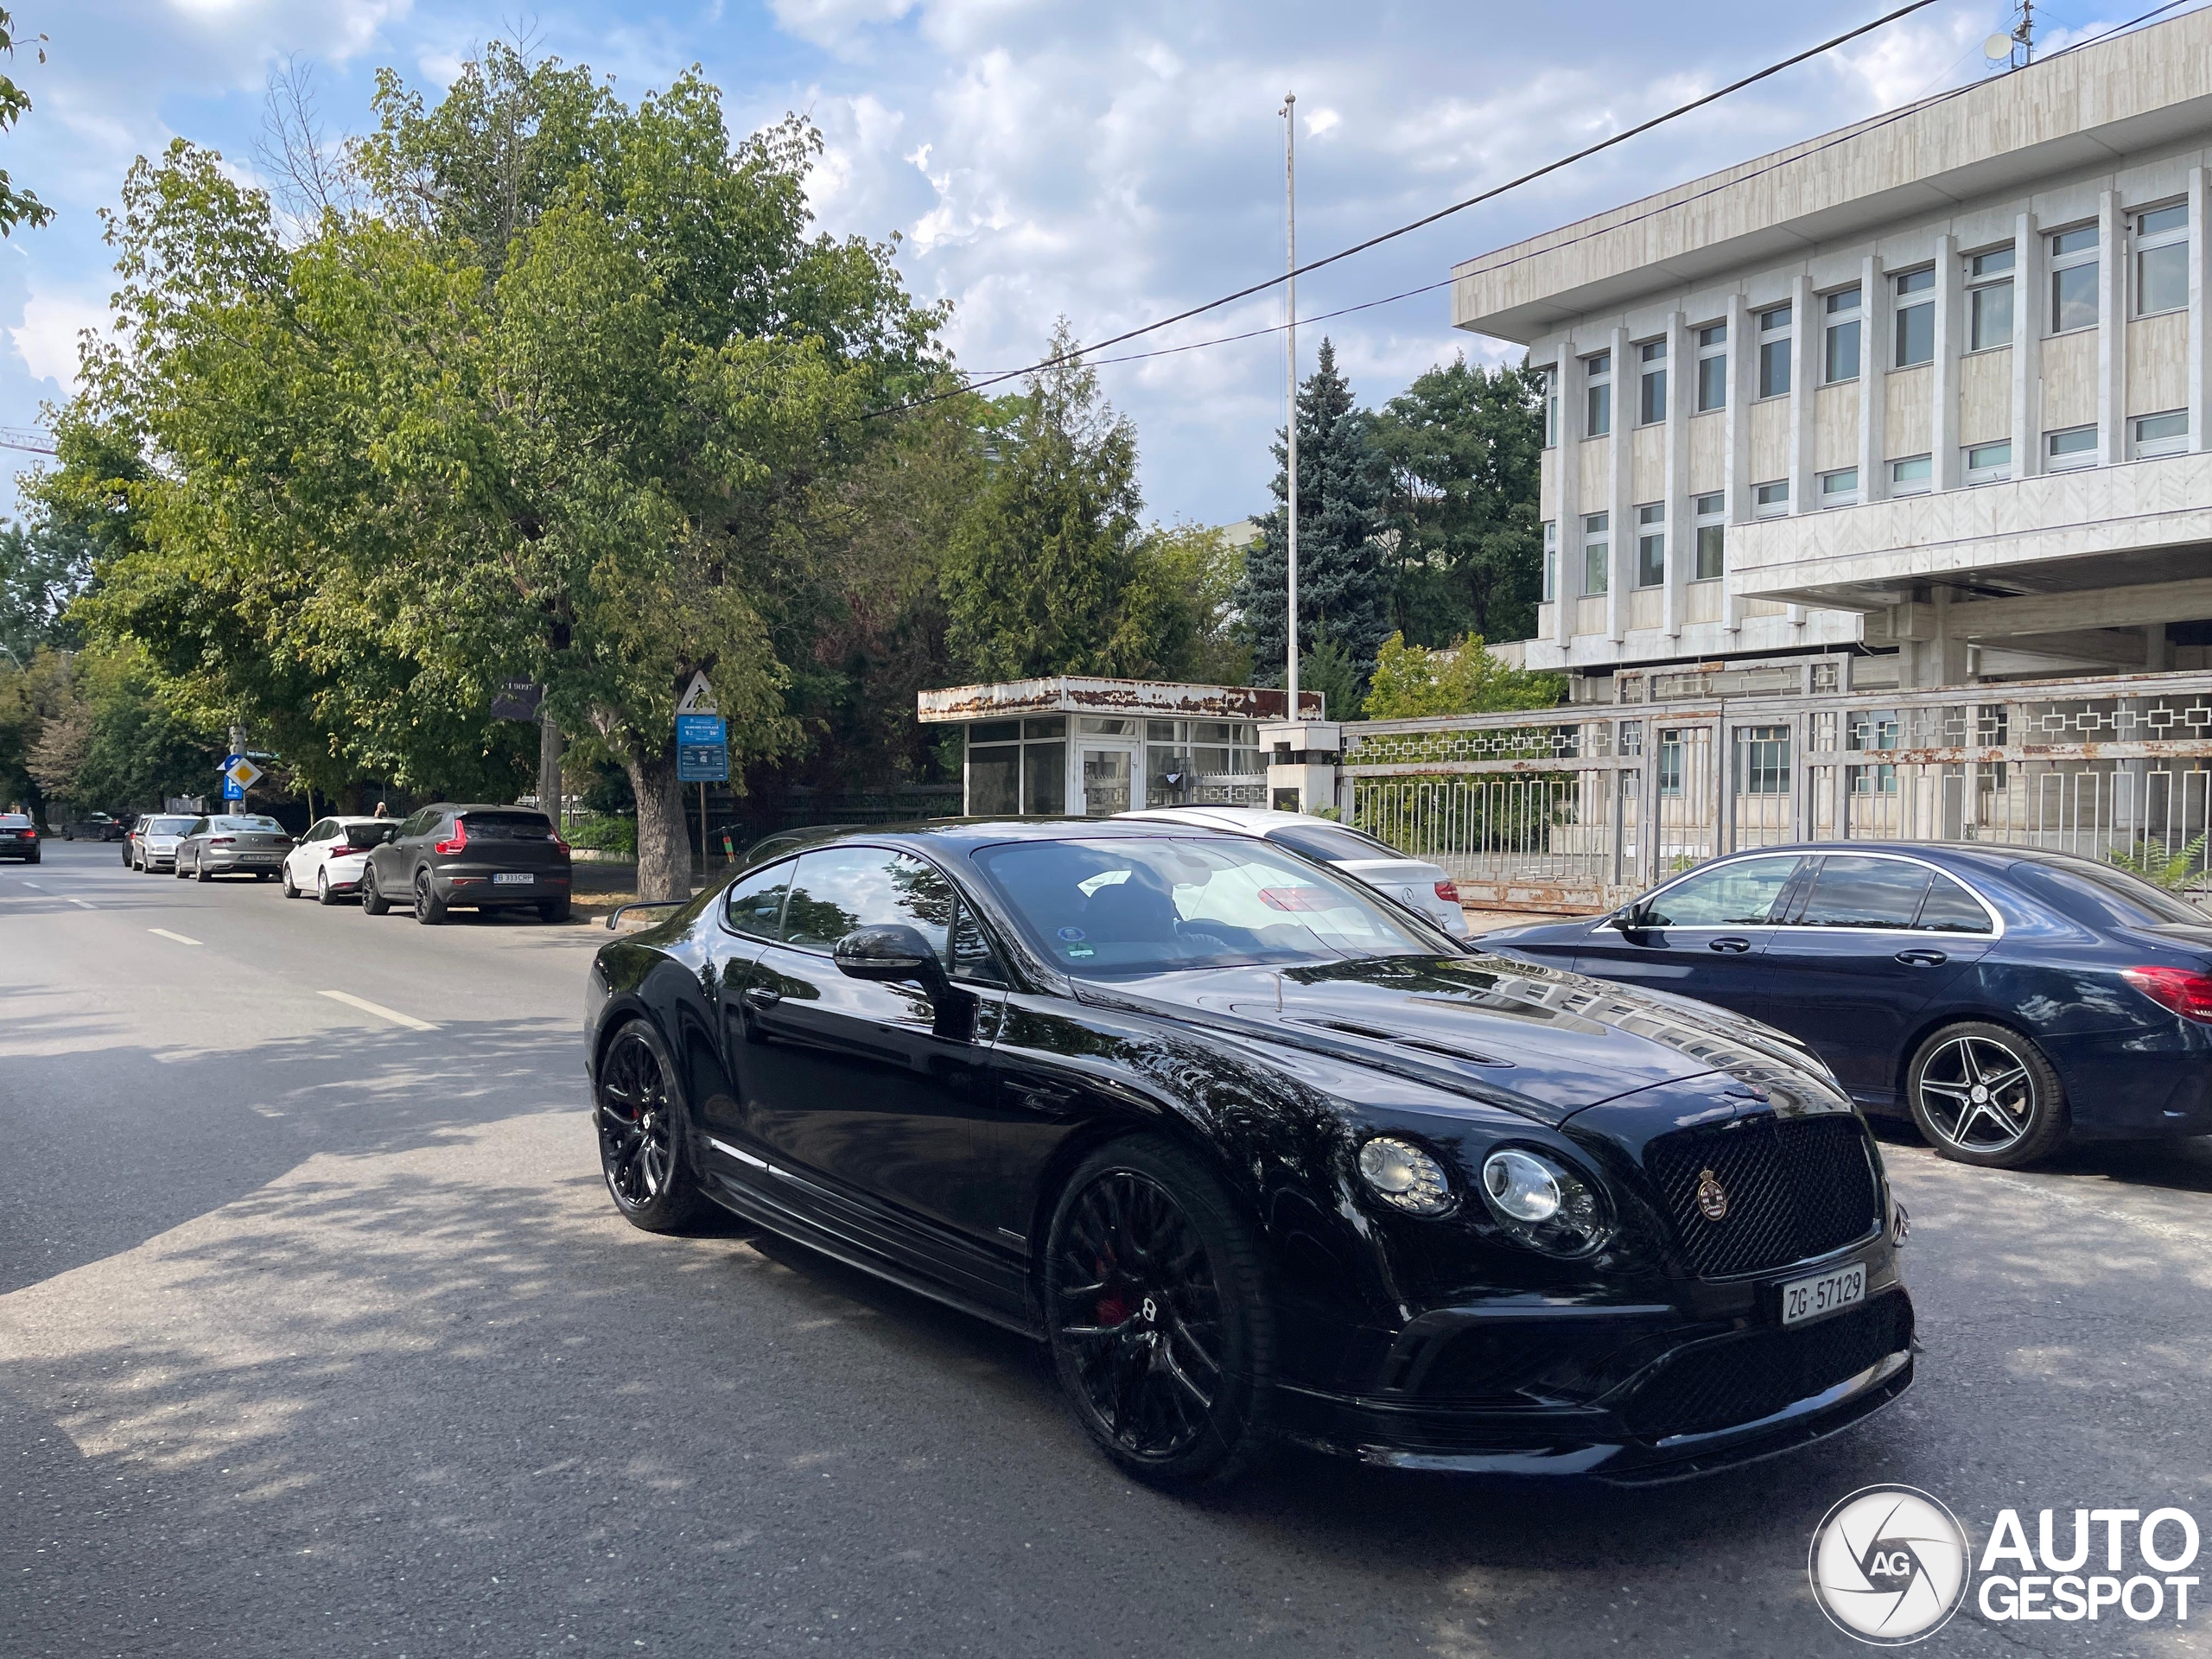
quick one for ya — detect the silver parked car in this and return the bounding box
[175,814,296,880]
[130,813,200,873]
[1114,805,1473,937]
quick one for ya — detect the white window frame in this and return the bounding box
[1635,502,1665,588]
[1695,323,1727,412]
[1963,440,2012,485]
[1581,512,1610,595]
[1965,245,2015,354]
[1541,519,1557,601]
[2048,225,2100,335]
[1637,340,1667,426]
[1892,268,1935,368]
[1821,285,1861,385]
[1756,304,1792,400]
[1889,454,1932,496]
[2044,424,2096,472]
[1818,467,1860,508]
[1693,493,1725,580]
[1585,351,1612,438]
[2133,410,2189,459]
[1753,480,1789,518]
[2135,202,2189,319]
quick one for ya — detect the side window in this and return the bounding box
[948,898,1003,982]
[1639,857,1801,926]
[1794,856,1933,930]
[780,847,951,959]
[1915,873,1993,934]
[723,861,791,939]
[308,820,334,842]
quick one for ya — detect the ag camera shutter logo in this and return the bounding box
[1809,1485,1973,1644]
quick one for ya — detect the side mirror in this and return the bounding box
[1620,900,1655,931]
[834,924,947,990]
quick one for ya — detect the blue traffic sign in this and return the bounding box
[222,778,245,800]
[677,713,728,783]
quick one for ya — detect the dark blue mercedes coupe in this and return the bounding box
[1482,843,2212,1168]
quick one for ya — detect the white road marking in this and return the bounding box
[68,897,96,910]
[319,989,437,1032]
[148,927,202,945]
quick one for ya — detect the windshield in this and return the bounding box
[972,836,1440,978]
[1266,821,1404,864]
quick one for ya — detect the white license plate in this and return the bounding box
[245,854,278,862]
[1781,1261,1866,1326]
[493,873,534,886]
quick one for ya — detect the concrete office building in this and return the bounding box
[1452,10,2212,702]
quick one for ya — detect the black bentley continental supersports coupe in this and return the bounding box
[583,820,1913,1487]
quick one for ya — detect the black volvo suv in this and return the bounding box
[361,803,573,924]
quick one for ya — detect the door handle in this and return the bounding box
[1895,949,1948,967]
[1708,937,1753,954]
[741,983,782,1009]
[1016,1083,1078,1116]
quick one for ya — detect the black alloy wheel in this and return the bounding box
[594,1020,704,1232]
[411,868,447,925]
[361,865,391,915]
[1044,1137,1275,1486]
[1907,1020,2069,1168]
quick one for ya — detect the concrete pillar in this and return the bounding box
[1787,271,1815,516]
[1607,322,1631,643]
[2190,168,2208,453]
[2147,621,2172,670]
[1860,253,1888,500]
[1931,233,1962,490]
[2098,190,2126,465]
[1662,309,1689,640]
[2012,210,2042,480]
[1723,291,1752,635]
[1554,332,1580,652]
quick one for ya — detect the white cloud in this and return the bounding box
[9,289,110,395]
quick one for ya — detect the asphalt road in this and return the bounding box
[6,839,2212,1657]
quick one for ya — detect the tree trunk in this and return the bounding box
[626,746,690,901]
[538,711,564,828]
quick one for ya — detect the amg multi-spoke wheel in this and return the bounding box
[1045,1138,1274,1486]
[1908,1021,2069,1167]
[594,1020,703,1233]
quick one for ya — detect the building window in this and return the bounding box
[1893,268,1935,366]
[1734,726,1792,796]
[1822,286,1861,383]
[1757,304,1792,398]
[1586,352,1611,437]
[1541,366,1558,447]
[2134,410,2189,458]
[1637,340,1667,425]
[1967,246,2014,352]
[2136,202,2189,317]
[1657,730,1685,797]
[1964,440,2012,484]
[2044,425,2096,471]
[1694,493,1726,580]
[2049,225,2099,334]
[1541,519,1557,601]
[1753,480,1789,518]
[1696,323,1727,411]
[1890,454,1931,495]
[1819,467,1859,507]
[1635,503,1665,588]
[1582,512,1609,595]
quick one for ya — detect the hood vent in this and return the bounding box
[1292,1017,1514,1069]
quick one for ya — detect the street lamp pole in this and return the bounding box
[1281,91,1299,716]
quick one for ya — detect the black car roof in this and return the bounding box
[1703,840,2123,877]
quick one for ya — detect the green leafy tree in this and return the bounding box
[1236,338,1392,687]
[1114,523,1251,685]
[1370,354,1546,649]
[942,325,1145,681]
[1361,632,1562,718]
[0,512,92,657]
[0,10,51,236]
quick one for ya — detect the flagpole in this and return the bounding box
[1281,91,1299,717]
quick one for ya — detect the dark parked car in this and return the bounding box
[362,803,571,924]
[63,811,126,842]
[1483,843,2212,1168]
[175,815,295,880]
[0,811,38,862]
[586,820,1911,1487]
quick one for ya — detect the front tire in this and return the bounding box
[1044,1137,1276,1487]
[412,868,447,925]
[282,867,300,896]
[1907,1021,2069,1167]
[594,1019,706,1233]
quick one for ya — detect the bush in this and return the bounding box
[565,814,637,858]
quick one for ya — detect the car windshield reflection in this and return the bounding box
[974,836,1438,977]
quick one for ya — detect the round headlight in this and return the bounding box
[1357,1136,1454,1217]
[1478,1147,1612,1257]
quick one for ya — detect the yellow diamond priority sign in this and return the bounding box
[225,757,264,793]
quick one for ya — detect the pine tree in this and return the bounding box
[1235,338,1392,689]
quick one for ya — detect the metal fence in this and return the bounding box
[1343,667,2212,912]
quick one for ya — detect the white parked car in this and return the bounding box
[1114,805,1472,938]
[283,815,397,905]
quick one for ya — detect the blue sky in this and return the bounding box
[0,0,2168,526]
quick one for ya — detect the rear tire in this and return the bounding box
[194,861,211,882]
[316,869,340,906]
[594,1019,707,1233]
[1907,1020,2069,1168]
[538,898,570,924]
[361,867,391,915]
[412,868,447,925]
[1044,1136,1276,1488]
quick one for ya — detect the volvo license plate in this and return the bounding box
[1781,1261,1866,1327]
[493,873,533,886]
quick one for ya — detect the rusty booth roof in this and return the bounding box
[916,677,1326,724]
